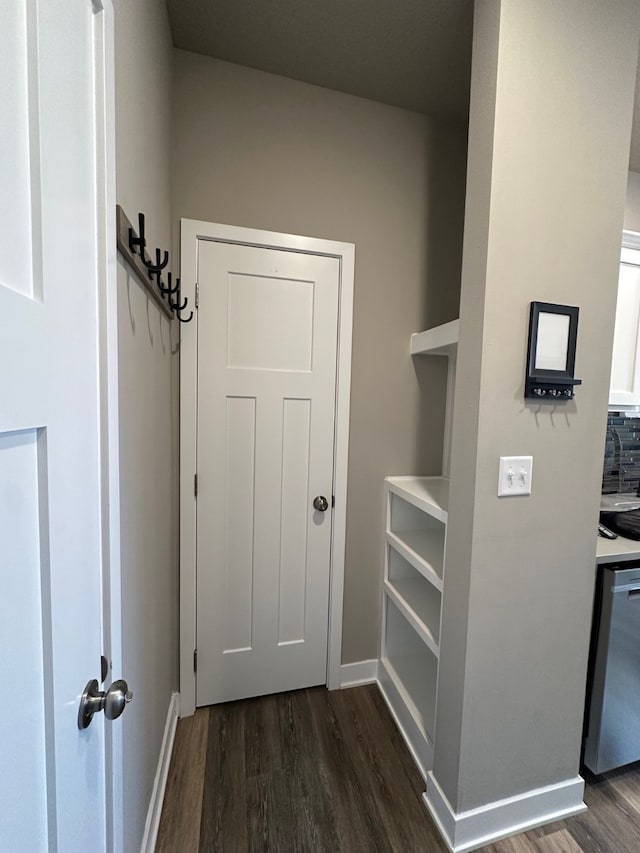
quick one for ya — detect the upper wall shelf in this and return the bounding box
[410,319,459,357]
[385,476,449,523]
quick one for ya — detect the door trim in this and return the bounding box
[92,2,123,850]
[609,230,640,408]
[178,220,355,716]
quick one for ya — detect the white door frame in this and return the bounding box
[93,2,124,850]
[179,220,354,716]
[609,229,640,409]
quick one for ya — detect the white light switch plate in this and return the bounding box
[498,456,533,497]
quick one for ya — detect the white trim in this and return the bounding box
[423,771,586,853]
[339,659,378,688]
[376,667,431,781]
[441,353,457,478]
[622,228,640,251]
[410,319,459,356]
[609,230,640,410]
[327,237,354,690]
[179,220,355,715]
[91,2,123,851]
[140,693,180,853]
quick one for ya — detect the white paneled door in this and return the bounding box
[196,241,340,705]
[0,2,114,851]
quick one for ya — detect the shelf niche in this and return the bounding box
[410,318,459,356]
[410,320,458,479]
[386,546,442,654]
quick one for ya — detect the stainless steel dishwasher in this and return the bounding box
[584,562,640,774]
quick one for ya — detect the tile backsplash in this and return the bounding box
[603,412,640,494]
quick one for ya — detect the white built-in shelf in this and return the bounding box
[380,655,437,747]
[381,597,438,745]
[380,476,447,775]
[386,530,444,589]
[410,319,459,357]
[379,323,460,781]
[386,475,449,523]
[384,577,441,656]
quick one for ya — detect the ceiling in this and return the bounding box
[166,0,640,171]
[166,0,474,125]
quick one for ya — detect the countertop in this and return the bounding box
[596,534,640,564]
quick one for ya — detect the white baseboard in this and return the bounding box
[339,659,379,688]
[423,771,587,853]
[140,692,180,853]
[376,664,431,781]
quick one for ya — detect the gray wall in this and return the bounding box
[171,52,467,664]
[434,0,640,814]
[114,2,177,851]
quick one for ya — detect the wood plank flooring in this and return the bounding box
[157,685,640,852]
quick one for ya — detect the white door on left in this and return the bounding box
[0,2,114,850]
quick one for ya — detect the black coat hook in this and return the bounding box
[143,246,169,273]
[169,283,188,313]
[129,212,146,256]
[158,271,180,296]
[176,305,194,323]
[171,295,189,312]
[171,278,194,322]
[120,207,192,322]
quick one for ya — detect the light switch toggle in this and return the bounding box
[498,456,533,497]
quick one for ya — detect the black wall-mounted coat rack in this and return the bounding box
[116,205,193,323]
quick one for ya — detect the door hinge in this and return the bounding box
[194,473,198,498]
[195,282,200,308]
[332,495,335,508]
[193,649,198,672]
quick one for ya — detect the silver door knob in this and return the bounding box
[103,679,133,721]
[78,677,133,730]
[313,495,329,512]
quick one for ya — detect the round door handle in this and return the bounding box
[104,679,133,721]
[313,495,329,512]
[78,677,133,729]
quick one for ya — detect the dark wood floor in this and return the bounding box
[157,684,640,853]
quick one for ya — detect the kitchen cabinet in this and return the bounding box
[609,232,640,407]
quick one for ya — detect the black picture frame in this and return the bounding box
[525,301,581,400]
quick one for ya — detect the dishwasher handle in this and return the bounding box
[609,579,640,595]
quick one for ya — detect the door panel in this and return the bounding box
[223,395,256,652]
[279,398,312,645]
[0,0,41,298]
[226,273,314,371]
[610,246,640,406]
[196,241,339,705]
[0,2,109,849]
[0,429,50,849]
